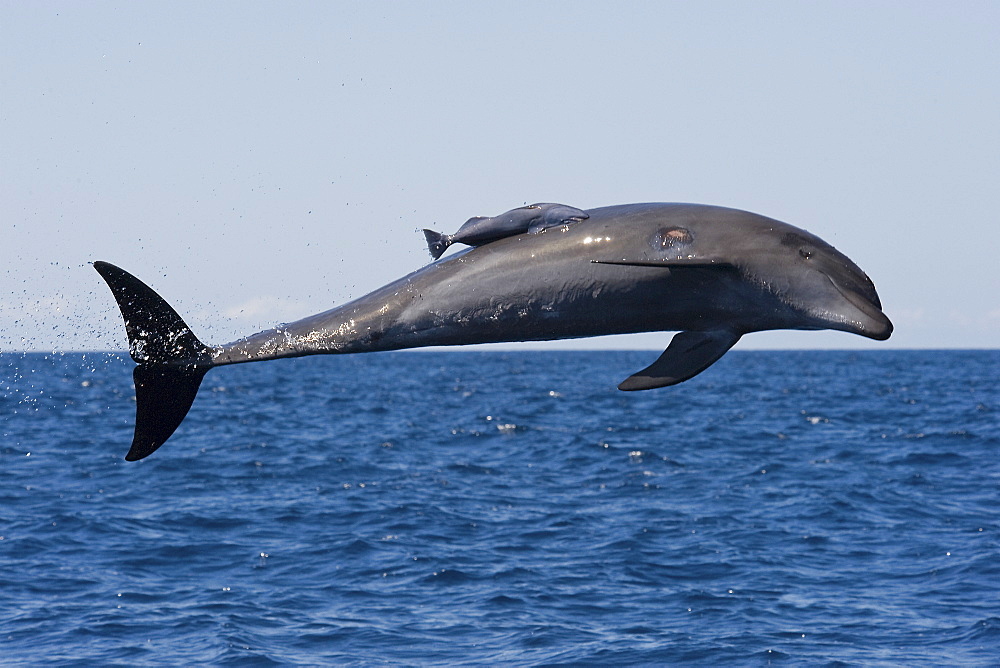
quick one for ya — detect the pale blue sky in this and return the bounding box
[2,2,997,352]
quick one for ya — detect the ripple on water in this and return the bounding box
[2,351,999,664]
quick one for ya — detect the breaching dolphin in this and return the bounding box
[94,202,892,461]
[422,202,589,259]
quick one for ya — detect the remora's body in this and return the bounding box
[422,202,588,259]
[95,203,892,460]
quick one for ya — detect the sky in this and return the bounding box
[2,1,998,353]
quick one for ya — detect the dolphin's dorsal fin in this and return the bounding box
[618,329,741,391]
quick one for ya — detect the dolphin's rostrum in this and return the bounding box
[95,202,892,460]
[422,202,589,259]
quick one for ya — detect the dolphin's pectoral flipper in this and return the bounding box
[94,261,215,460]
[618,329,742,391]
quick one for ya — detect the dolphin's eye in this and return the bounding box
[799,248,814,260]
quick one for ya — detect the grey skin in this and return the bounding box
[422,202,589,259]
[94,202,892,460]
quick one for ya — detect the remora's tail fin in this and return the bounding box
[93,261,213,460]
[422,229,450,260]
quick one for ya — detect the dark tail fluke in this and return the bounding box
[93,261,214,460]
[128,364,209,461]
[422,229,450,260]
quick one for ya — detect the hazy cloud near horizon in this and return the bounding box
[2,2,997,352]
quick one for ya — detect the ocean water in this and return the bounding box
[1,350,998,666]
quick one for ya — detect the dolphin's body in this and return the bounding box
[422,202,589,259]
[95,202,892,461]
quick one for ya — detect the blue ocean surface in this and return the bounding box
[1,350,998,666]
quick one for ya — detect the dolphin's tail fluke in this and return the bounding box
[422,229,451,260]
[93,261,214,461]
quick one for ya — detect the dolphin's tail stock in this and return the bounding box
[93,261,214,461]
[422,229,450,260]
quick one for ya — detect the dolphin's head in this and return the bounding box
[583,204,892,341]
[730,219,893,340]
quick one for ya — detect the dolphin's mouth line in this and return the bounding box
[825,275,893,340]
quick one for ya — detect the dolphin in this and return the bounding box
[94,202,892,461]
[422,202,589,259]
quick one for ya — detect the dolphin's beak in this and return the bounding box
[824,275,893,341]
